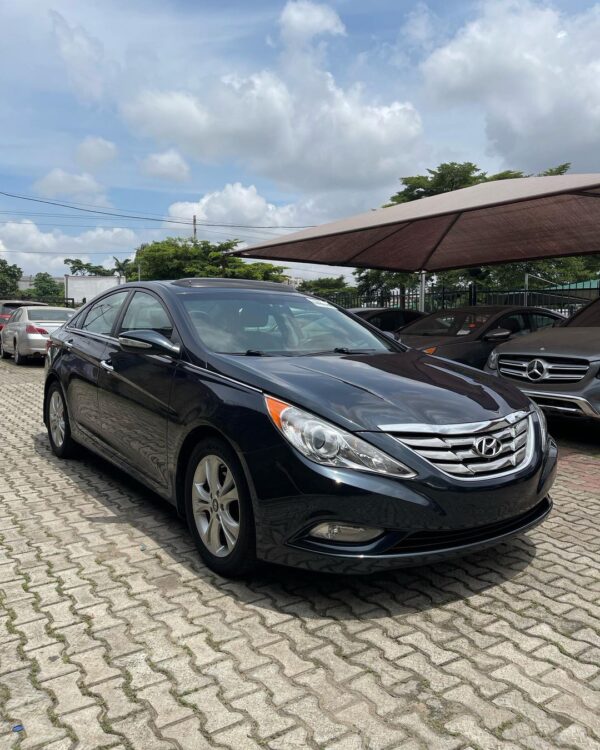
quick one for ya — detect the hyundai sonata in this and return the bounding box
[44,279,556,576]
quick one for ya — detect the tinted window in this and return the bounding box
[27,309,74,322]
[531,313,558,330]
[181,291,394,355]
[120,292,173,338]
[567,299,600,327]
[402,311,491,337]
[376,311,403,331]
[81,291,129,336]
[495,313,531,336]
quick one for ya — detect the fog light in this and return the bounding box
[309,522,383,543]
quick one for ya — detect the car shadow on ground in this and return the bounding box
[33,431,537,621]
[547,416,600,448]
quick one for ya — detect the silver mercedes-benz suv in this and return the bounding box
[485,298,600,420]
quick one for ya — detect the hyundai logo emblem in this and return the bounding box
[473,436,503,458]
[526,358,548,381]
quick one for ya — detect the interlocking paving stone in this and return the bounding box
[0,359,599,748]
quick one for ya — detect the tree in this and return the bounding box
[113,257,134,279]
[64,258,113,276]
[21,273,64,302]
[0,259,22,297]
[133,238,288,283]
[297,276,350,296]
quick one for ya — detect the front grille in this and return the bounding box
[499,355,589,383]
[386,497,551,553]
[390,411,532,479]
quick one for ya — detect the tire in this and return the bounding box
[0,338,9,359]
[13,341,26,366]
[45,383,77,458]
[184,438,256,577]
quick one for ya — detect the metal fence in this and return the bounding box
[324,280,600,316]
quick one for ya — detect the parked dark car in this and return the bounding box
[348,307,425,332]
[485,297,600,421]
[397,305,565,369]
[44,279,556,576]
[0,300,48,332]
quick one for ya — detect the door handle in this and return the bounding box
[100,359,114,372]
[64,340,73,350]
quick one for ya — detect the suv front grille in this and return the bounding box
[389,411,532,479]
[498,355,589,383]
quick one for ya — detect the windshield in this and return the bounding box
[567,299,600,327]
[401,310,492,337]
[28,309,74,322]
[179,290,396,355]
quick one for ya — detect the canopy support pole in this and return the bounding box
[419,271,427,312]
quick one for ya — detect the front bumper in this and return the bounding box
[245,435,558,574]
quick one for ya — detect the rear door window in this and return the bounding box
[531,313,558,331]
[495,313,531,336]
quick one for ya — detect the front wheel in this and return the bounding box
[184,438,256,577]
[46,383,77,458]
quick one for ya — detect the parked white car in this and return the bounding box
[0,306,75,364]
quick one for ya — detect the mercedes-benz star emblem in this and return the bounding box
[473,436,503,458]
[526,358,547,381]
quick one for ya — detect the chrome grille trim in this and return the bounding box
[498,356,590,383]
[388,411,534,481]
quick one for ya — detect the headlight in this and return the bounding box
[265,395,416,478]
[487,351,499,370]
[531,402,548,448]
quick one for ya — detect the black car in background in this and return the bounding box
[44,279,556,576]
[485,297,600,421]
[398,305,565,369]
[348,307,425,332]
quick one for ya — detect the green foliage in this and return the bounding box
[64,258,114,276]
[0,259,22,297]
[297,275,351,296]
[133,238,288,283]
[113,257,134,280]
[21,273,64,302]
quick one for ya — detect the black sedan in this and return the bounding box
[44,279,556,576]
[398,305,565,369]
[348,307,425,332]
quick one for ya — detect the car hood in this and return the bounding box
[212,350,530,432]
[494,327,600,360]
[398,334,468,350]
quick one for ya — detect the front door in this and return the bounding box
[97,290,177,489]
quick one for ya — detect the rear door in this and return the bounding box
[97,290,177,488]
[64,291,130,439]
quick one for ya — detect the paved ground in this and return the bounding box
[0,358,599,750]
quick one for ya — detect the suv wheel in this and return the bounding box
[46,383,77,458]
[185,438,256,577]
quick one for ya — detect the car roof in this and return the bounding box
[23,305,72,311]
[0,299,49,305]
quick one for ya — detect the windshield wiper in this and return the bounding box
[300,347,378,356]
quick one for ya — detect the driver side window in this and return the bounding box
[495,313,531,337]
[119,292,173,339]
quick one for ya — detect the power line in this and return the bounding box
[0,190,314,230]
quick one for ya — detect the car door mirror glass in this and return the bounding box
[118,329,180,357]
[483,327,512,342]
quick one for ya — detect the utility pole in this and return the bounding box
[418,270,426,312]
[193,214,197,240]
[138,263,141,281]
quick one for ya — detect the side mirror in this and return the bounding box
[382,330,397,340]
[483,327,512,342]
[118,329,181,357]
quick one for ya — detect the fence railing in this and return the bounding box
[324,281,600,315]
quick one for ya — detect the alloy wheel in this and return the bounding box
[191,454,240,557]
[49,390,66,448]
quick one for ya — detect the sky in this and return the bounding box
[1,0,600,281]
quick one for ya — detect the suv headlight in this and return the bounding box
[265,395,416,478]
[487,350,499,370]
[531,401,548,448]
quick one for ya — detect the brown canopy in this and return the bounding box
[236,174,600,272]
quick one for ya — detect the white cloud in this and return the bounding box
[50,10,115,102]
[0,220,139,274]
[33,168,108,205]
[279,0,346,45]
[421,0,600,170]
[122,2,423,192]
[141,149,190,182]
[76,136,117,169]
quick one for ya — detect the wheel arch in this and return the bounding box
[173,424,256,518]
